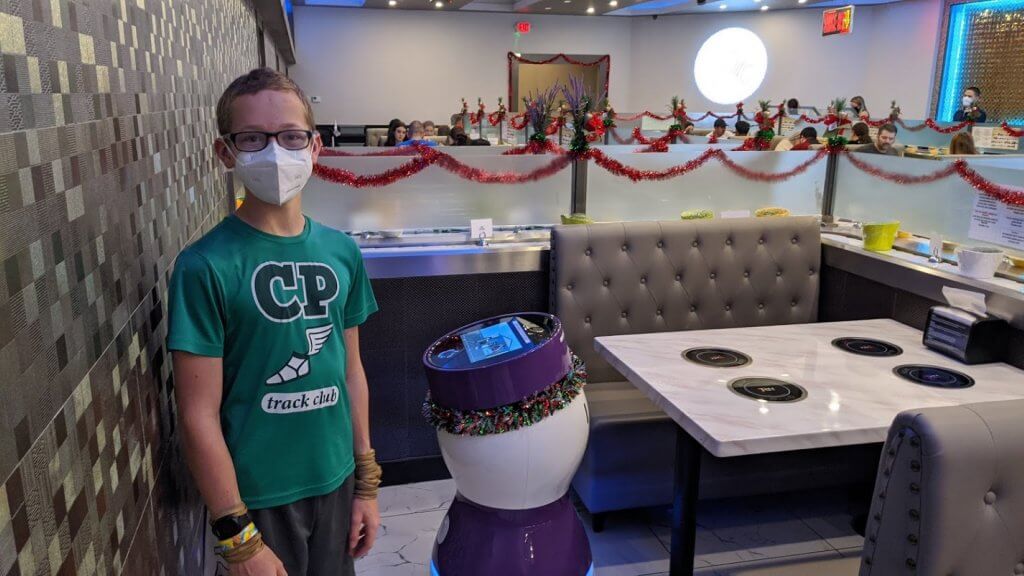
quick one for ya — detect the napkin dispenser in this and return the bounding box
[923,305,1007,364]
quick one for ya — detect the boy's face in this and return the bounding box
[215,89,321,170]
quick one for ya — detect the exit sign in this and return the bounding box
[822,6,855,36]
[516,21,531,34]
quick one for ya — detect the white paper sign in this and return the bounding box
[470,218,494,240]
[720,210,751,219]
[502,122,517,145]
[968,192,1024,250]
[868,126,879,140]
[780,116,797,135]
[560,123,574,148]
[972,127,1020,151]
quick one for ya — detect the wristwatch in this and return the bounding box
[211,511,253,540]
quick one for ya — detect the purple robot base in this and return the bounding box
[431,493,593,576]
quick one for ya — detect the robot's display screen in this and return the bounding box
[460,320,527,364]
[428,315,553,370]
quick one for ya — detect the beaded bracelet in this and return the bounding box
[354,450,383,500]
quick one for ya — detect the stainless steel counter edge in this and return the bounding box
[361,243,549,279]
[822,237,1024,329]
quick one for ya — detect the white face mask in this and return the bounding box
[962,96,974,107]
[231,141,313,206]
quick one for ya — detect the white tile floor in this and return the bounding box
[357,480,866,576]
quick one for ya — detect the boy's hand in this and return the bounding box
[349,498,381,558]
[229,546,287,576]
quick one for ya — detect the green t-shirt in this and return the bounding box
[167,214,377,509]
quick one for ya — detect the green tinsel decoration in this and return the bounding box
[423,354,587,437]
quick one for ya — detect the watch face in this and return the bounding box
[212,512,251,540]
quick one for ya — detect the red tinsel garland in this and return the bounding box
[545,117,564,136]
[842,151,958,184]
[716,149,828,182]
[509,114,528,130]
[313,156,433,187]
[924,118,972,134]
[320,148,420,157]
[631,127,652,145]
[314,144,572,187]
[487,111,505,126]
[799,114,829,125]
[422,146,573,184]
[1000,122,1024,138]
[634,129,688,153]
[610,128,639,144]
[509,52,609,66]
[895,118,927,132]
[587,147,827,182]
[954,161,1024,207]
[842,151,1024,206]
[862,117,890,128]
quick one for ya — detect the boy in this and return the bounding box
[168,68,380,576]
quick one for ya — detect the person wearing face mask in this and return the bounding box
[167,68,381,576]
[954,86,987,123]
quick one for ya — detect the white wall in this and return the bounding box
[292,7,633,124]
[292,0,944,124]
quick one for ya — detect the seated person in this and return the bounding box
[786,98,800,116]
[953,86,987,123]
[710,118,734,140]
[856,123,898,155]
[734,120,751,137]
[423,121,437,137]
[949,132,977,155]
[448,126,470,146]
[775,127,818,151]
[396,121,438,147]
[850,96,869,119]
[849,122,872,145]
[384,119,407,146]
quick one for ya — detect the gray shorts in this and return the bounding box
[246,474,356,576]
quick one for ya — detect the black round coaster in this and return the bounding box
[893,365,975,389]
[831,337,903,357]
[682,347,752,368]
[728,377,807,402]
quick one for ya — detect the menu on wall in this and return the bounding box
[971,126,1021,151]
[968,192,1024,250]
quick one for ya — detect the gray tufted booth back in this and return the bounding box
[551,217,821,383]
[861,400,1024,576]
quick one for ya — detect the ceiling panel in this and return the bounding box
[294,0,900,15]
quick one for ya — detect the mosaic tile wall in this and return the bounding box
[0,0,261,572]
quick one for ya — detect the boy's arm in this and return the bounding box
[174,351,287,575]
[172,351,243,517]
[343,326,380,558]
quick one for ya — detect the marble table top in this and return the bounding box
[594,319,1024,458]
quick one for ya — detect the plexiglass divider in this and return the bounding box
[831,153,1024,259]
[585,146,826,222]
[305,151,571,232]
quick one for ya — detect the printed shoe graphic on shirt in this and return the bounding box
[266,324,334,385]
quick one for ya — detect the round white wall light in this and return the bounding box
[693,27,768,105]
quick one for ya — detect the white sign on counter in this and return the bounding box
[968,192,1024,249]
[780,116,797,135]
[502,122,517,144]
[972,126,1020,151]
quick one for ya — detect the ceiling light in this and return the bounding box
[760,4,768,9]
[719,3,726,7]
[609,0,617,5]
[798,0,806,3]
[388,0,396,5]
[434,1,443,6]
[586,5,594,12]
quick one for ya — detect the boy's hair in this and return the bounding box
[216,68,315,135]
[423,120,436,129]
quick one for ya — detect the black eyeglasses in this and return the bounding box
[224,130,314,152]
